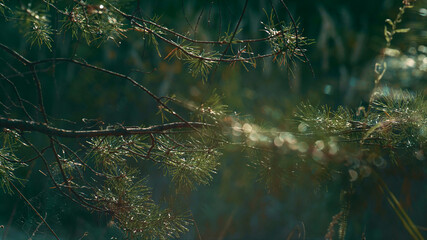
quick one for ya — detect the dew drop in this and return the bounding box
[348,169,358,182]
[314,140,325,150]
[298,123,308,132]
[242,123,253,133]
[274,137,284,147]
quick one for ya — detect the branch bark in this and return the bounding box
[0,117,213,138]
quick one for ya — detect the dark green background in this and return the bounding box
[1,0,427,239]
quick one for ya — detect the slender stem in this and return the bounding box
[0,117,213,138]
[8,180,60,240]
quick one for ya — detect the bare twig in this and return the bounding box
[1,117,213,138]
[0,73,34,121]
[8,180,60,240]
[28,213,47,240]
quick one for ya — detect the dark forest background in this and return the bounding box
[1,0,427,239]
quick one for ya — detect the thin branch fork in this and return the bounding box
[0,42,201,132]
[109,5,289,63]
[107,3,286,45]
[0,117,213,138]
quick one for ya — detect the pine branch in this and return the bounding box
[0,117,213,138]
